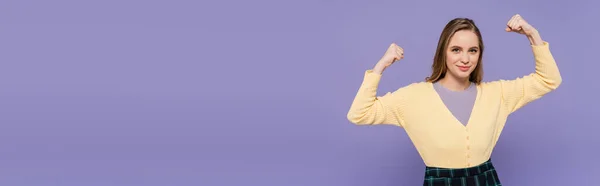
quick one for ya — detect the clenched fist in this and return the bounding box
[505,14,536,36]
[373,43,404,74]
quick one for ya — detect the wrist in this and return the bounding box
[373,63,387,74]
[526,29,543,46]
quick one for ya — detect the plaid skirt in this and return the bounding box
[423,159,501,186]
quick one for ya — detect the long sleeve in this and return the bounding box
[346,70,409,127]
[499,41,562,114]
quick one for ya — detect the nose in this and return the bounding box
[460,52,470,64]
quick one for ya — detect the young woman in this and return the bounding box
[346,14,562,186]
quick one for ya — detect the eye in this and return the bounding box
[469,49,478,53]
[451,48,460,52]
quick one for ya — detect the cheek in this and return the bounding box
[446,54,460,64]
[470,54,480,65]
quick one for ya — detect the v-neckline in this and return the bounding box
[428,82,480,128]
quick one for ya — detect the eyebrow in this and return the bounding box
[450,45,479,49]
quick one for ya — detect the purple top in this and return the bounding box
[433,82,477,126]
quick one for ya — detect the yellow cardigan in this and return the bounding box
[347,42,562,168]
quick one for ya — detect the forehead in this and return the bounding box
[448,30,479,47]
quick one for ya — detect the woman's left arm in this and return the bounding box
[499,14,563,114]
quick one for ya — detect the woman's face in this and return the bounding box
[445,30,480,81]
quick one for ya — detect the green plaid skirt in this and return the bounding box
[423,159,501,186]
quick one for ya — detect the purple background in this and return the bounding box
[0,0,598,185]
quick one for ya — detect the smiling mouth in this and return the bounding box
[457,66,471,71]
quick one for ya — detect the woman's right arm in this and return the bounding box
[346,43,408,127]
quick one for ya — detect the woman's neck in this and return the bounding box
[438,77,471,92]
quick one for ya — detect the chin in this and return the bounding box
[451,69,473,79]
[458,72,472,78]
[456,74,471,80]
